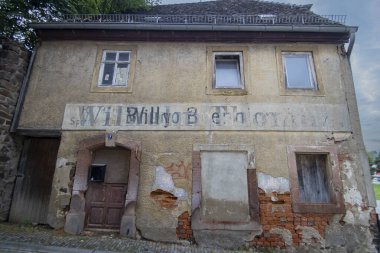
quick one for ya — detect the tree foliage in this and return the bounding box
[0,0,160,49]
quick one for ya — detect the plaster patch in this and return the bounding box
[344,206,371,226]
[270,227,293,246]
[343,160,353,179]
[152,166,187,200]
[343,210,355,224]
[56,157,68,169]
[257,172,290,194]
[296,226,325,247]
[344,187,363,206]
[357,208,371,226]
[327,132,352,142]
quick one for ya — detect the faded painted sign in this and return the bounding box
[62,103,351,131]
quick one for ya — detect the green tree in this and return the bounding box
[368,152,374,165]
[0,0,160,49]
[375,152,380,168]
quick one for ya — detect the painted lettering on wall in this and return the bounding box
[62,103,351,132]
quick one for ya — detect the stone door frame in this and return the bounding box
[64,133,141,237]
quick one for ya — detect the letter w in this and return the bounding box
[79,106,103,126]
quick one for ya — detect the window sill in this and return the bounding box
[191,208,261,231]
[91,85,132,93]
[280,88,325,97]
[206,88,248,96]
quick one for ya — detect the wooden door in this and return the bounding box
[9,138,60,224]
[86,183,128,229]
[85,148,130,230]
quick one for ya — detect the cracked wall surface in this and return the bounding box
[16,41,378,251]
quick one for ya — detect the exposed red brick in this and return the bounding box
[150,189,178,209]
[176,211,194,241]
[250,192,333,250]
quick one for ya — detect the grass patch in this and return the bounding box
[373,184,380,200]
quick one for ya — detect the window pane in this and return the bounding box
[105,52,117,61]
[114,63,129,86]
[284,54,314,89]
[296,154,331,203]
[101,63,115,85]
[215,60,241,88]
[118,52,130,62]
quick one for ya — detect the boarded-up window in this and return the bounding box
[296,154,331,203]
[200,151,250,223]
[287,145,345,214]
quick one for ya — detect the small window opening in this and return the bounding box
[296,154,331,203]
[213,52,244,89]
[282,52,317,89]
[98,50,131,87]
[89,164,107,182]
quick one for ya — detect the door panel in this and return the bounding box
[107,208,122,225]
[86,183,127,229]
[9,138,60,224]
[85,148,130,229]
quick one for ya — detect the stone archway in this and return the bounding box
[64,133,141,237]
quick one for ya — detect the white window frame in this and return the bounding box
[282,52,317,90]
[213,52,244,89]
[98,50,131,87]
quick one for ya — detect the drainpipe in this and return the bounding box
[10,43,39,133]
[346,32,356,60]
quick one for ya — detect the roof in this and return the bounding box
[30,0,357,44]
[142,0,314,16]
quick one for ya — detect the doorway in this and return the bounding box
[85,147,131,230]
[9,138,60,224]
[64,134,141,237]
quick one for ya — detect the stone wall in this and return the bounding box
[0,38,29,221]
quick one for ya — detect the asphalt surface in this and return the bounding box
[0,222,253,253]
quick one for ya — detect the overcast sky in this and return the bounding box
[160,0,380,152]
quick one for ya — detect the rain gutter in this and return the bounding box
[31,23,358,34]
[10,44,38,133]
[346,32,356,59]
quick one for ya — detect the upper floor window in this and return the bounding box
[282,52,317,90]
[213,52,244,89]
[206,46,249,96]
[91,45,136,93]
[98,50,131,86]
[276,46,324,96]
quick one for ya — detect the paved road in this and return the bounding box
[0,223,251,253]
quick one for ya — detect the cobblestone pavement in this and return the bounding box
[0,223,252,253]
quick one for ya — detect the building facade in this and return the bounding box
[7,0,377,251]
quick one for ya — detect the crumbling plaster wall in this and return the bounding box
[19,40,376,250]
[48,130,376,249]
[256,134,376,252]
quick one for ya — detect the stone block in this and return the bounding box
[0,71,11,82]
[70,193,85,211]
[140,227,178,243]
[64,211,85,235]
[193,229,254,249]
[120,215,136,238]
